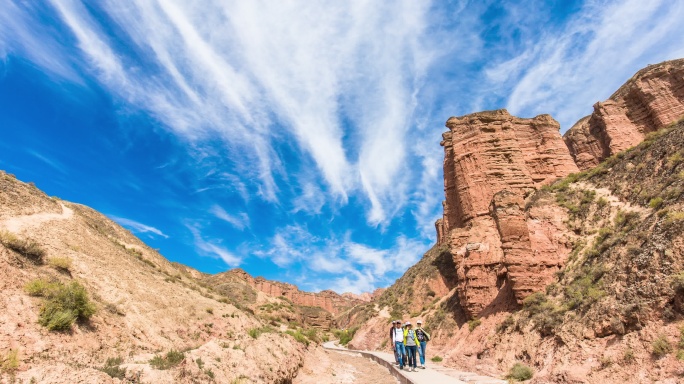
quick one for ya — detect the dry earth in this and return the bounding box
[293,346,398,384]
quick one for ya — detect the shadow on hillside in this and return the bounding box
[431,248,458,290]
[478,278,519,319]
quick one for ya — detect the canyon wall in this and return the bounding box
[223,268,367,315]
[437,110,577,318]
[564,58,684,170]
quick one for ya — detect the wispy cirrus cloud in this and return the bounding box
[210,205,249,231]
[109,216,168,239]
[187,224,241,267]
[255,225,428,293]
[3,0,435,224]
[488,0,684,130]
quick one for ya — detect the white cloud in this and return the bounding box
[0,1,80,81]
[210,205,249,231]
[109,216,169,239]
[494,0,684,130]
[256,226,428,292]
[5,0,436,225]
[187,225,241,267]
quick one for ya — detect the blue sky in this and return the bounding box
[1,1,683,294]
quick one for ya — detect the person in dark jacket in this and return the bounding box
[415,319,431,369]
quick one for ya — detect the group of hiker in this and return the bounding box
[389,319,430,372]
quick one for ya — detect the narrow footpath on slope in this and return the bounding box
[322,341,507,384]
[0,203,73,233]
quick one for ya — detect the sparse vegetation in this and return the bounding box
[649,197,664,209]
[599,355,612,369]
[47,256,72,272]
[468,318,481,332]
[505,362,533,381]
[564,264,606,311]
[623,348,635,363]
[0,231,46,263]
[651,335,672,358]
[430,355,443,362]
[673,272,684,294]
[496,315,515,333]
[149,350,185,370]
[334,327,358,346]
[101,357,126,379]
[25,279,96,331]
[285,330,310,346]
[206,307,214,314]
[247,325,275,339]
[1,349,19,374]
[522,292,564,336]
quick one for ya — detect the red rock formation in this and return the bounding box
[223,269,365,315]
[564,58,684,169]
[438,110,577,317]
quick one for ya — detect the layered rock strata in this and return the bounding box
[564,58,684,169]
[223,268,366,315]
[438,110,577,317]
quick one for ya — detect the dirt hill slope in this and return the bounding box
[0,172,312,383]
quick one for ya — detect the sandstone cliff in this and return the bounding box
[564,58,684,170]
[348,60,684,383]
[214,268,367,316]
[437,109,577,317]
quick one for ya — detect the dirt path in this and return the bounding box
[293,346,398,384]
[0,203,73,233]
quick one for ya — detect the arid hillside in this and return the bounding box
[0,172,341,383]
[348,59,684,383]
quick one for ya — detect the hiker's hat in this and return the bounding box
[405,321,412,326]
[394,319,401,324]
[417,319,422,324]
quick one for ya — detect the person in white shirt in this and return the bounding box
[392,320,406,369]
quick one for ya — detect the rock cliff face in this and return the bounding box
[221,269,366,316]
[437,110,577,317]
[564,58,684,169]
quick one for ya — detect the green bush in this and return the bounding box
[649,197,664,209]
[285,330,310,346]
[468,318,481,332]
[102,357,126,379]
[303,328,320,343]
[430,355,443,362]
[506,362,533,381]
[25,279,96,331]
[0,231,45,262]
[652,335,672,358]
[247,326,275,339]
[339,327,358,346]
[522,292,565,336]
[24,279,60,297]
[149,350,185,370]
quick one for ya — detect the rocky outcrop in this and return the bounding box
[564,58,684,169]
[221,269,366,315]
[438,110,577,317]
